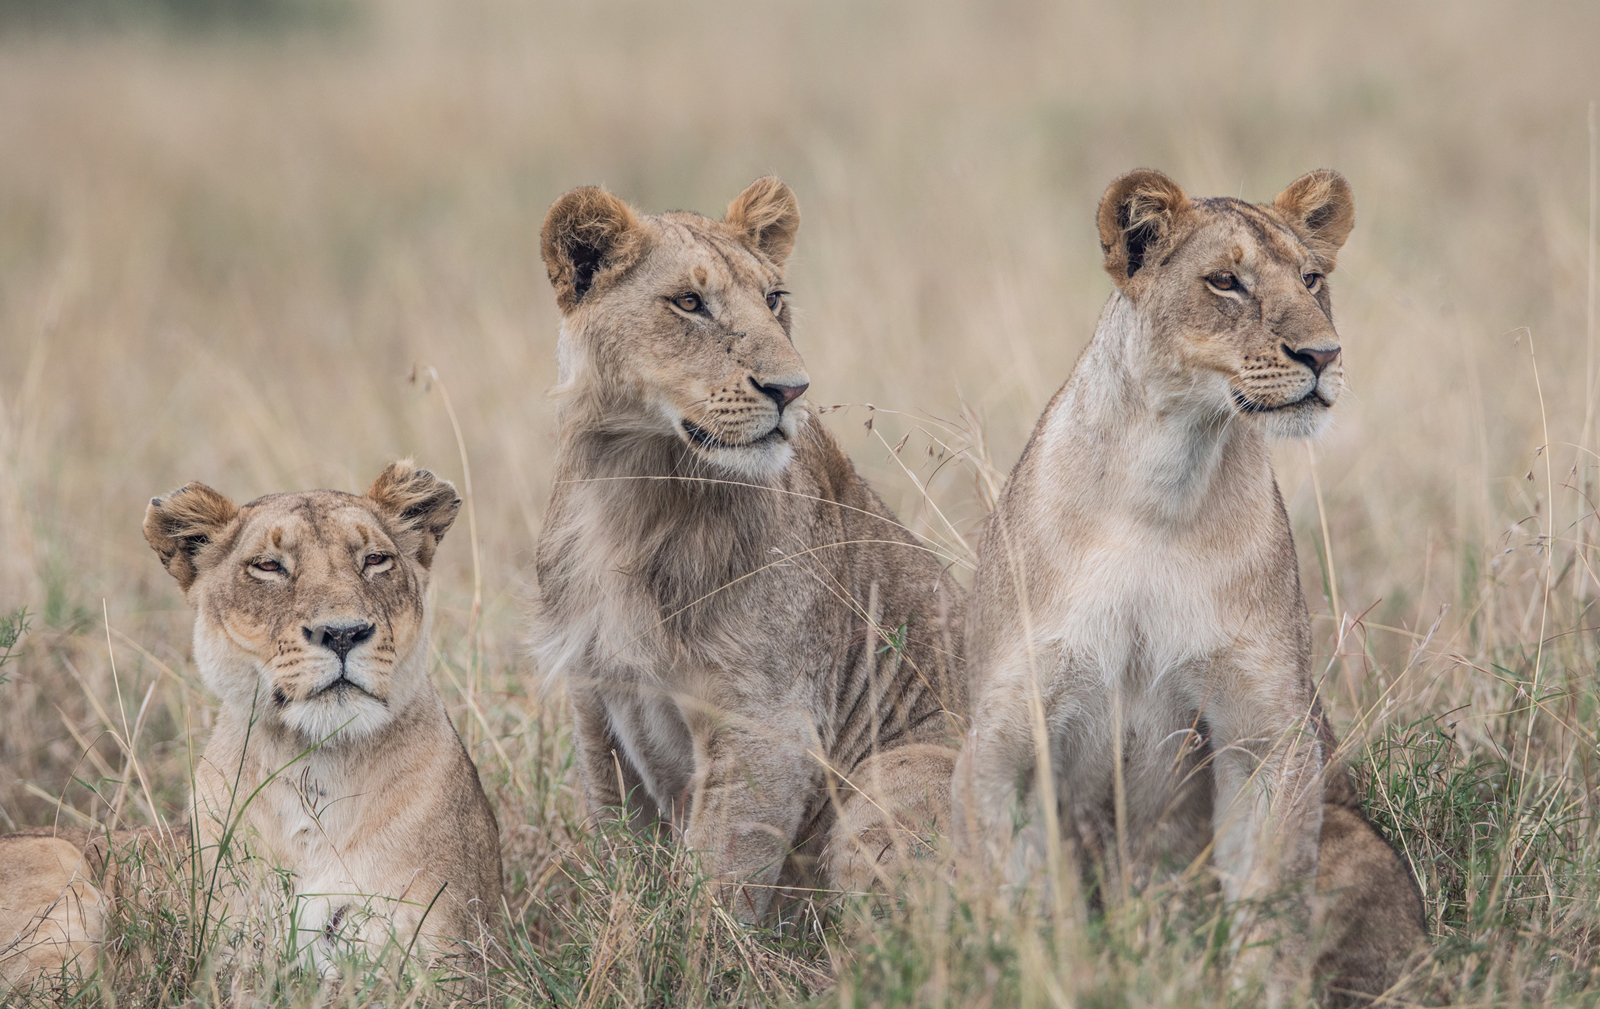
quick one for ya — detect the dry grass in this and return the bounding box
[2,0,1600,1004]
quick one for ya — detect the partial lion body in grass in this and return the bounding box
[0,830,109,990]
[533,177,966,921]
[953,169,1427,1004]
[1,463,502,993]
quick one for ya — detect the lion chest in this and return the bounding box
[1037,521,1241,693]
[246,773,418,963]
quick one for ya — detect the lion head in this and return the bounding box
[1095,168,1355,438]
[143,461,460,742]
[539,176,810,480]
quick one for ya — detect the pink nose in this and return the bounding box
[757,380,809,410]
[1289,345,1340,375]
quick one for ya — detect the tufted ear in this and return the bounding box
[540,186,646,313]
[366,460,460,570]
[144,482,240,593]
[1096,169,1193,288]
[724,176,800,267]
[1274,169,1355,270]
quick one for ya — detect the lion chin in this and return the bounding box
[1232,390,1336,440]
[275,675,393,741]
[1261,398,1335,439]
[676,415,800,481]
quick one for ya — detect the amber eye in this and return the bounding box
[766,291,783,312]
[363,553,389,569]
[1206,272,1237,291]
[1303,272,1323,290]
[672,293,702,313]
[253,560,282,573]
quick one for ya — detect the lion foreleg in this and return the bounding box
[1209,703,1323,1005]
[681,707,815,923]
[952,658,1072,888]
[570,684,663,833]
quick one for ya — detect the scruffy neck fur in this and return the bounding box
[549,420,783,644]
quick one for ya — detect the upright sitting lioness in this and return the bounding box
[1,463,502,989]
[534,178,965,920]
[953,171,1424,1002]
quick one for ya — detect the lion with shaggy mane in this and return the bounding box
[534,177,966,920]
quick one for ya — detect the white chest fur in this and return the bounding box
[200,752,427,973]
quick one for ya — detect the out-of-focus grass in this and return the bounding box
[1,0,1599,1004]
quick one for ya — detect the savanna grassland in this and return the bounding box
[2,1,1600,1005]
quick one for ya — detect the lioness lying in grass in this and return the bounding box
[1,462,501,992]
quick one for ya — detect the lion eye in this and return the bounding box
[766,291,783,312]
[672,293,702,313]
[1303,272,1323,290]
[252,560,282,574]
[1206,272,1237,292]
[363,553,389,569]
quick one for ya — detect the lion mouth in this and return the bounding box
[1231,388,1330,414]
[308,673,381,704]
[681,419,786,451]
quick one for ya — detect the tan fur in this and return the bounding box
[534,177,965,920]
[1,464,502,989]
[0,834,104,991]
[0,827,161,993]
[151,462,502,970]
[954,169,1422,1002]
[1312,715,1431,1006]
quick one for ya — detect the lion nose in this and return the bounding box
[1286,344,1340,376]
[755,378,809,412]
[303,621,375,662]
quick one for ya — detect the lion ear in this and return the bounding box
[539,186,645,313]
[1273,169,1355,270]
[1096,169,1193,288]
[724,176,800,267]
[144,482,239,593]
[367,460,461,570]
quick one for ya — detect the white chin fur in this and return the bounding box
[279,691,391,742]
[1260,400,1334,440]
[673,407,802,482]
[689,438,796,481]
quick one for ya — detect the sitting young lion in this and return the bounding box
[533,177,965,920]
[2,462,502,990]
[952,170,1425,1004]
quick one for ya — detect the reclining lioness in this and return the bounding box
[1,462,502,990]
[533,177,966,920]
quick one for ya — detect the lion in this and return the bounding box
[1,830,108,991]
[533,176,966,921]
[2,462,502,991]
[951,169,1426,1004]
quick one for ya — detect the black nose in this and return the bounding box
[755,379,809,412]
[303,621,376,662]
[1285,344,1340,376]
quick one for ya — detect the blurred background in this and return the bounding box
[1,0,1598,994]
